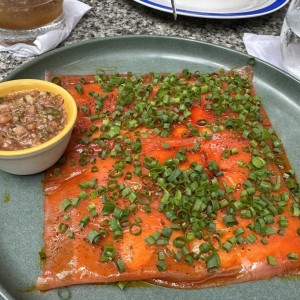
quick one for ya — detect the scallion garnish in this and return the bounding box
[267,256,277,266]
[116,258,126,272]
[78,216,90,228]
[156,261,167,271]
[60,199,72,212]
[57,223,68,233]
[287,253,299,261]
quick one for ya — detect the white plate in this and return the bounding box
[134,0,289,19]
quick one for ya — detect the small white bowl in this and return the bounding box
[0,79,77,175]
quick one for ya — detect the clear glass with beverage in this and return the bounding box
[280,0,300,79]
[0,0,64,44]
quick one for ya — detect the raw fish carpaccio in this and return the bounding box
[36,66,300,291]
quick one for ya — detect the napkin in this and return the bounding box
[0,0,91,57]
[243,33,285,71]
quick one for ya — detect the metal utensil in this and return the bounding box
[171,0,177,20]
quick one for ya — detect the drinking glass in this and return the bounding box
[280,0,300,79]
[0,0,65,44]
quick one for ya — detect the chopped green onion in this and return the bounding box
[101,244,116,261]
[39,250,47,261]
[251,157,266,169]
[87,229,102,244]
[287,253,298,261]
[246,233,258,244]
[60,199,72,212]
[129,223,142,236]
[223,215,238,227]
[206,252,221,272]
[158,251,165,261]
[145,236,156,245]
[57,223,68,233]
[278,216,288,228]
[54,168,61,176]
[116,258,126,272]
[78,216,90,228]
[101,201,115,215]
[75,84,84,94]
[71,197,80,207]
[267,256,277,266]
[117,281,129,290]
[173,237,186,248]
[67,231,75,239]
[156,261,167,271]
[162,142,170,150]
[51,76,62,86]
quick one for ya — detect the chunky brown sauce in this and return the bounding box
[0,89,67,151]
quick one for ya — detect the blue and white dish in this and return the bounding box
[134,0,289,19]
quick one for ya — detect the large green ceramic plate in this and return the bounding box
[1,36,300,300]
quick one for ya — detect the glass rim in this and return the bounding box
[0,0,63,9]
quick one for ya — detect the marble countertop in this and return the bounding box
[0,0,288,80]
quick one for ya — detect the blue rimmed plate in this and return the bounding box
[133,0,289,19]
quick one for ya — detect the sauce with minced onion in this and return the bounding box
[0,89,67,151]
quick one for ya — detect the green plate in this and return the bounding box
[1,35,300,300]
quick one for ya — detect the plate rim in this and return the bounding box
[2,34,292,83]
[133,0,289,19]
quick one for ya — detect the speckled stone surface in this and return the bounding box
[0,0,288,80]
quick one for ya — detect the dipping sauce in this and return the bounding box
[0,89,67,151]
